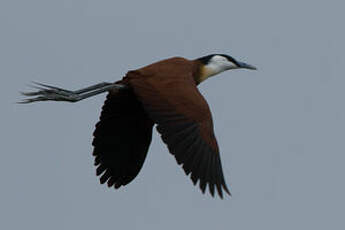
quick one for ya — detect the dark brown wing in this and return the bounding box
[126,66,230,198]
[92,87,154,189]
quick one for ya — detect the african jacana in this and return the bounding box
[21,54,256,198]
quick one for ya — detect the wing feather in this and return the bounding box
[125,62,230,198]
[92,88,154,189]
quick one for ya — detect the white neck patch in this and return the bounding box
[204,55,237,77]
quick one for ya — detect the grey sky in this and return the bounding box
[1,0,344,229]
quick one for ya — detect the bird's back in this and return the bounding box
[123,57,200,83]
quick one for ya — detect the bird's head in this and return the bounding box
[196,54,256,83]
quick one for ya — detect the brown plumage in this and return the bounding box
[93,57,230,198]
[21,54,256,199]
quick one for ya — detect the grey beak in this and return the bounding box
[237,61,257,70]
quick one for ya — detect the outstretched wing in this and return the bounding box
[92,87,154,189]
[127,69,230,198]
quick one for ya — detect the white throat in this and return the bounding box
[204,62,228,77]
[206,55,237,76]
[198,55,238,83]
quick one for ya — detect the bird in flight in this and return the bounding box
[21,54,256,198]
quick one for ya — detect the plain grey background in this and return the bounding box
[1,0,344,229]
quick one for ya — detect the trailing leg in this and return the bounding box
[19,81,127,103]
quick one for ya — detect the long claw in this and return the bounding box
[31,81,73,93]
[19,82,81,103]
[17,96,48,104]
[20,91,42,96]
[27,82,74,97]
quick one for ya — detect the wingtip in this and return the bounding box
[215,182,224,199]
[200,181,207,194]
[209,185,215,197]
[216,188,231,199]
[223,182,232,197]
[114,182,122,189]
[224,187,232,197]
